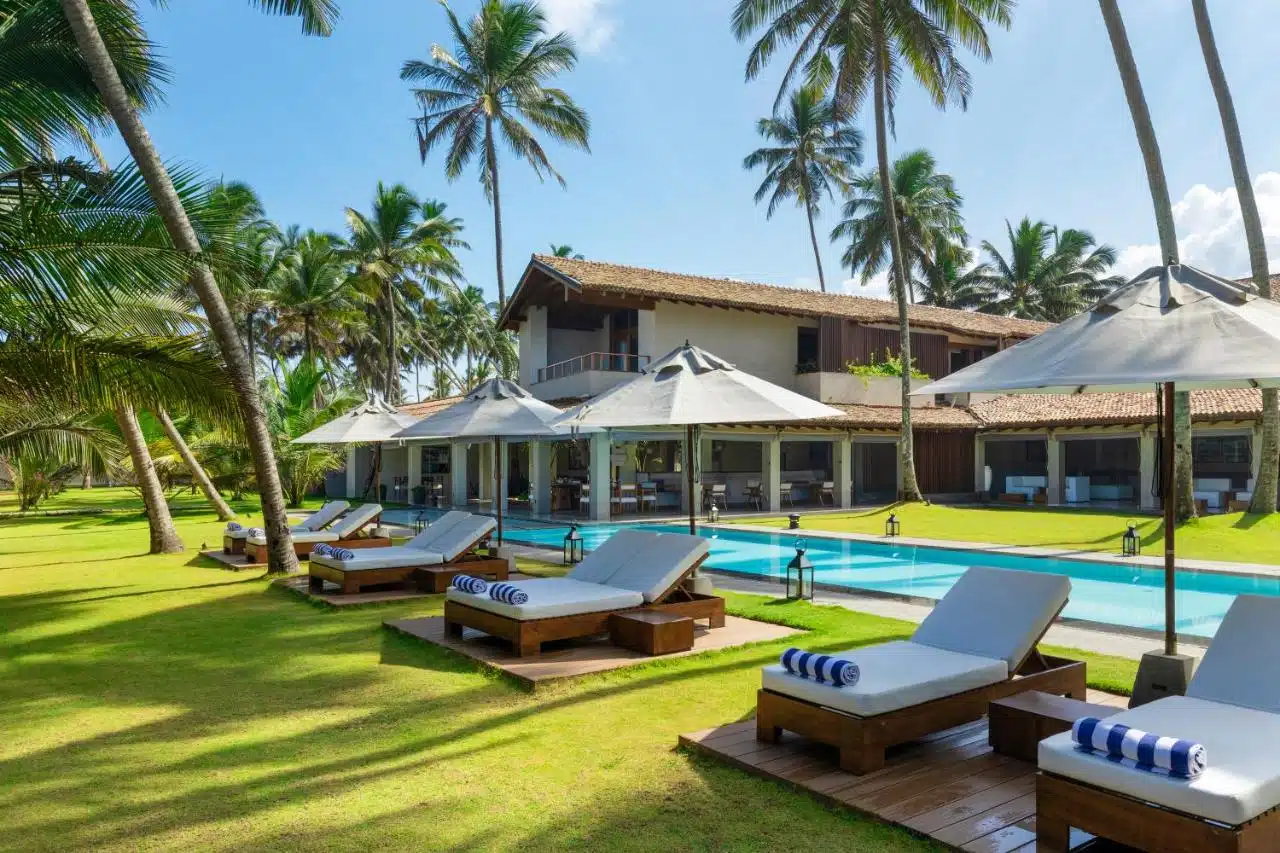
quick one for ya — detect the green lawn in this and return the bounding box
[737,502,1280,565]
[0,490,1138,852]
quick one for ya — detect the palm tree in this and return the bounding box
[155,408,234,520]
[55,0,339,573]
[265,361,355,506]
[974,218,1123,321]
[1098,0,1195,523]
[733,0,1010,501]
[1191,0,1277,516]
[916,241,989,310]
[271,229,353,366]
[344,184,465,402]
[744,85,862,292]
[402,0,590,307]
[832,149,966,304]
[441,284,491,386]
[550,244,584,259]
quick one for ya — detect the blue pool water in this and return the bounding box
[500,521,1280,639]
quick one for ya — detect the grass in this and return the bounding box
[0,488,1139,852]
[737,502,1280,566]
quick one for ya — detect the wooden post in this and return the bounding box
[1163,380,1177,656]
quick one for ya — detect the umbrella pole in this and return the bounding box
[686,424,696,535]
[493,435,503,546]
[1163,381,1177,656]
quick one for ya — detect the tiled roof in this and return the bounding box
[971,389,1263,428]
[398,396,464,418]
[807,403,981,430]
[523,255,1051,340]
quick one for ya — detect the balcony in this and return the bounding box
[531,352,651,401]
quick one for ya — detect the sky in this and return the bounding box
[102,0,1280,306]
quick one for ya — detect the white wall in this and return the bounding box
[651,301,814,391]
[517,306,548,388]
[546,326,606,367]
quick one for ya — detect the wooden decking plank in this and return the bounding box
[880,761,1031,823]
[852,750,1011,815]
[825,732,992,800]
[960,822,1037,853]
[928,791,1036,846]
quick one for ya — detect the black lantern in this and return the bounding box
[564,525,584,564]
[885,512,901,537]
[788,512,801,530]
[414,511,428,535]
[1122,522,1140,557]
[786,538,814,601]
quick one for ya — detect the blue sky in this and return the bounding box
[104,0,1280,304]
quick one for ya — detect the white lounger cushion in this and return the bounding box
[446,577,643,620]
[310,545,443,571]
[297,501,349,531]
[911,566,1070,670]
[566,529,649,585]
[605,532,709,603]
[1186,595,1280,713]
[405,511,470,550]
[761,640,1008,718]
[1039,695,1280,826]
[428,516,497,562]
[248,503,382,546]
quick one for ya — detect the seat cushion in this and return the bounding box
[911,566,1069,670]
[1039,695,1280,826]
[310,546,443,571]
[761,640,1008,717]
[430,517,497,561]
[1187,595,1280,713]
[405,511,469,550]
[326,503,382,538]
[604,532,710,603]
[248,530,339,546]
[445,577,643,620]
[567,530,657,586]
[297,501,349,531]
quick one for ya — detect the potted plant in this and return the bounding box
[411,484,427,505]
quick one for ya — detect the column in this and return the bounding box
[974,435,987,494]
[526,441,549,516]
[853,441,865,499]
[637,308,657,364]
[698,434,714,515]
[1046,432,1062,506]
[407,444,423,503]
[450,441,468,507]
[763,436,781,512]
[345,445,358,499]
[498,440,510,515]
[835,436,853,508]
[589,432,611,520]
[478,441,492,504]
[1139,429,1159,511]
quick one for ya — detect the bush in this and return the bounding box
[845,348,927,384]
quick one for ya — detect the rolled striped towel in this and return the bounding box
[1072,717,1207,778]
[780,648,860,687]
[489,582,529,605]
[452,574,488,595]
[330,547,356,561]
[311,543,333,556]
[225,522,242,531]
[247,527,264,538]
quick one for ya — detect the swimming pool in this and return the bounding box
[502,521,1280,639]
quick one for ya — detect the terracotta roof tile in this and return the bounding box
[971,389,1263,428]
[397,396,464,418]
[524,255,1051,341]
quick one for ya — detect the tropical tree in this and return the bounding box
[974,218,1123,321]
[1191,0,1277,515]
[270,229,354,366]
[733,0,1010,501]
[402,0,590,307]
[744,85,862,292]
[0,403,119,511]
[265,362,356,506]
[1098,0,1195,522]
[55,0,340,573]
[156,408,234,520]
[832,149,965,304]
[550,244,583,259]
[916,241,989,310]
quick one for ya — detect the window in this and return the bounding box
[711,440,761,473]
[421,446,450,475]
[796,327,819,373]
[1193,436,1251,465]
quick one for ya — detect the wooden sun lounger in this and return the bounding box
[307,530,505,596]
[244,518,388,564]
[755,602,1085,775]
[442,554,724,657]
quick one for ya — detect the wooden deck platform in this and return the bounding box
[385,614,800,689]
[680,690,1133,853]
[276,573,536,607]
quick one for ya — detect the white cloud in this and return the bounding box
[1115,172,1280,280]
[539,0,617,54]
[842,272,893,302]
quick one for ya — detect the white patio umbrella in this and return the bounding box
[917,264,1280,656]
[292,393,421,501]
[394,378,578,544]
[554,343,844,535]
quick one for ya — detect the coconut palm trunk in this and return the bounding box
[115,403,183,553]
[156,408,235,521]
[1098,0,1195,520]
[1192,0,1278,515]
[60,0,297,572]
[871,11,923,503]
[385,288,398,401]
[804,200,827,292]
[484,117,506,308]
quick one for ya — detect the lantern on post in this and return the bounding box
[788,513,801,530]
[1122,522,1140,557]
[885,512,901,538]
[709,503,720,523]
[786,538,814,601]
[414,511,428,535]
[563,525,584,564]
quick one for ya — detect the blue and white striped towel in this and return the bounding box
[225,522,242,531]
[489,582,529,605]
[1072,717,1207,778]
[247,527,264,538]
[780,648,860,687]
[330,547,356,561]
[452,574,488,595]
[312,543,333,556]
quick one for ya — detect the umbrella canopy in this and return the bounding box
[555,343,843,429]
[292,393,421,444]
[917,264,1280,397]
[555,343,844,535]
[916,264,1280,661]
[395,378,569,440]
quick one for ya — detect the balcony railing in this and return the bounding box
[536,352,650,384]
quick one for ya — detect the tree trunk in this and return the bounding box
[245,308,257,381]
[385,287,398,402]
[1192,0,1278,514]
[485,117,506,308]
[115,403,183,554]
[805,201,827,293]
[872,17,922,502]
[60,0,297,573]
[81,469,92,489]
[304,314,314,365]
[1099,0,1195,516]
[156,408,235,521]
